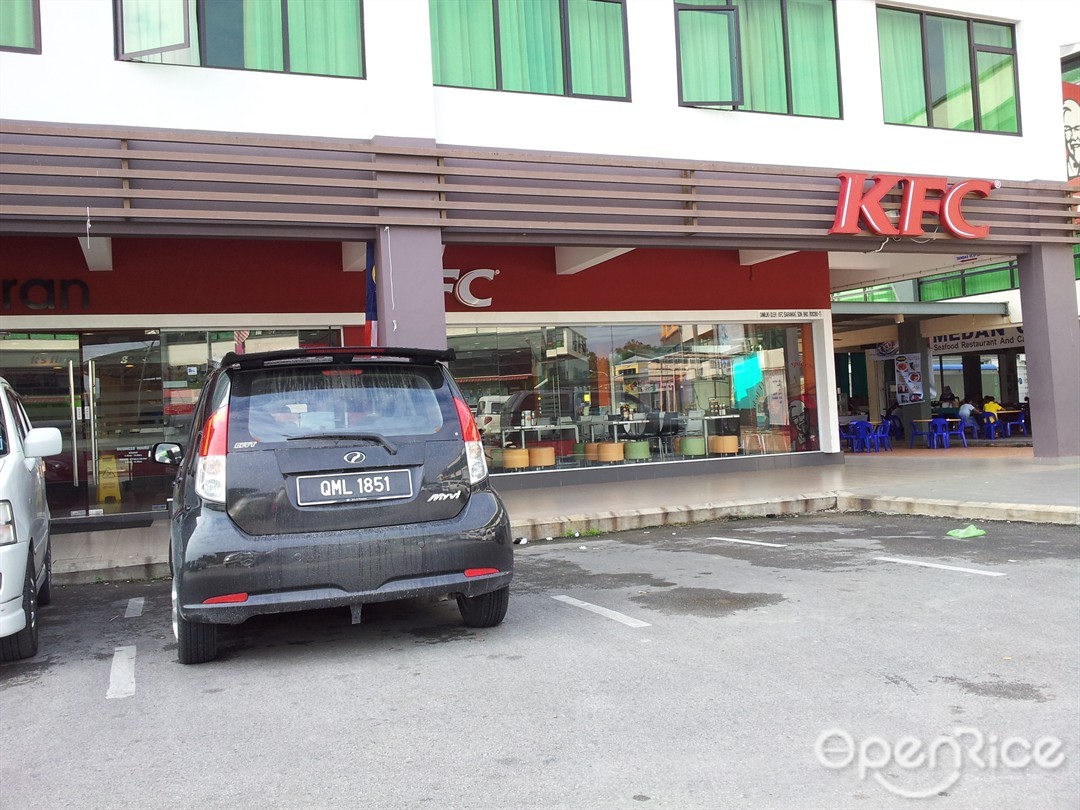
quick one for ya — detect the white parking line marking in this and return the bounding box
[124,597,145,618]
[551,595,651,628]
[106,646,137,700]
[873,557,1005,577]
[709,536,788,548]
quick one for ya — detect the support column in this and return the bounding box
[373,136,447,350]
[896,317,931,426]
[961,354,983,402]
[1017,243,1079,460]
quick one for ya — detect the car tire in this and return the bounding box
[456,586,509,628]
[37,541,53,607]
[0,550,39,662]
[173,579,218,665]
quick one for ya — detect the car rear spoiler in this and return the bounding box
[220,346,456,370]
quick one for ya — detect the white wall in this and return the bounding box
[0,0,1077,181]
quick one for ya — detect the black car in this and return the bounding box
[153,347,513,664]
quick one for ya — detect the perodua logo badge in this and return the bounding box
[343,452,367,464]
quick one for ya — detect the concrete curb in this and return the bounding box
[53,491,1078,584]
[834,493,1080,526]
[510,494,839,540]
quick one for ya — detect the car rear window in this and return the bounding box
[228,363,447,445]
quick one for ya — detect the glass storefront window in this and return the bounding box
[448,319,819,471]
[0,327,340,525]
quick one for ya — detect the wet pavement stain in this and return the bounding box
[934,675,1051,703]
[630,587,783,617]
[0,656,56,686]
[513,556,676,593]
[405,625,478,644]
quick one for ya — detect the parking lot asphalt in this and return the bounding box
[51,446,1079,585]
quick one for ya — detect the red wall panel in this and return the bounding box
[443,246,831,312]
[1,237,361,316]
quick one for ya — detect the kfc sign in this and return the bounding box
[829,173,997,239]
[443,268,497,308]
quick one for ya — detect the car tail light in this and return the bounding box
[464,568,499,577]
[453,397,488,485]
[0,501,15,546]
[195,405,229,503]
[203,593,249,604]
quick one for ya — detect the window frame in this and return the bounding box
[878,5,1021,135]
[114,0,366,79]
[431,0,631,101]
[0,0,42,55]
[674,0,842,119]
[674,3,742,108]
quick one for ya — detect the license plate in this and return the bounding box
[296,469,413,506]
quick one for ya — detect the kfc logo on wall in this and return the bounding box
[829,173,998,240]
[444,268,497,308]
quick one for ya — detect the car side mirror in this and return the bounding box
[151,442,183,465]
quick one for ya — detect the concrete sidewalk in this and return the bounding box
[51,446,1079,584]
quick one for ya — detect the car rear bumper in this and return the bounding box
[175,489,513,625]
[0,543,29,638]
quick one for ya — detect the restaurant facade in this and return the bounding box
[1,0,1077,532]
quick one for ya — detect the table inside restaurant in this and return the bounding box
[500,422,579,447]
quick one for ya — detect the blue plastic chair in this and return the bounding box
[928,417,951,448]
[909,421,929,448]
[839,423,858,452]
[873,420,893,450]
[850,420,879,452]
[944,419,968,448]
[983,415,1003,440]
[1003,413,1028,437]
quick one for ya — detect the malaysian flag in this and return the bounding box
[234,329,250,355]
[363,240,378,346]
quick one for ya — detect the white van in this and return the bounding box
[474,396,509,440]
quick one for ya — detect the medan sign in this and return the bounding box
[829,173,997,239]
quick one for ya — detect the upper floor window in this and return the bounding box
[429,0,630,100]
[0,0,40,53]
[675,0,840,118]
[877,6,1018,134]
[115,0,364,78]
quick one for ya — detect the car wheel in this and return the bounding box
[172,578,218,665]
[456,586,510,628]
[0,550,39,662]
[37,540,53,607]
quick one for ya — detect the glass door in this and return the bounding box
[80,331,172,516]
[0,333,87,516]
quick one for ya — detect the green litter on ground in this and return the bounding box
[947,525,987,539]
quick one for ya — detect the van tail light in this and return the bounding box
[195,405,229,503]
[453,397,488,485]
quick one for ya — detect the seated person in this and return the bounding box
[981,395,1004,423]
[958,398,981,431]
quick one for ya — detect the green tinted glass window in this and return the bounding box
[919,275,962,302]
[926,15,973,130]
[0,0,38,52]
[430,0,629,100]
[677,6,739,105]
[287,0,363,78]
[677,0,839,117]
[430,0,497,88]
[499,0,564,94]
[976,51,1018,133]
[965,267,1013,295]
[117,0,364,78]
[878,7,1018,134]
[567,0,627,97]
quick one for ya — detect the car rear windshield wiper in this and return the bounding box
[289,432,399,455]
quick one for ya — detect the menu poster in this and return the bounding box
[894,355,924,405]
